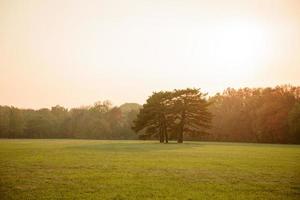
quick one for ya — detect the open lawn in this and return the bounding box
[0,139,299,199]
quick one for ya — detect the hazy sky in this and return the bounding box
[1,0,300,109]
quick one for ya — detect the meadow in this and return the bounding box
[0,139,299,200]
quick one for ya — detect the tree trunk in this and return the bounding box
[159,126,164,143]
[164,127,168,143]
[177,132,183,143]
[177,123,184,143]
[177,110,185,143]
[159,133,164,143]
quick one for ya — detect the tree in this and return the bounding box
[288,103,300,143]
[51,105,69,138]
[1,86,299,143]
[8,107,24,138]
[171,88,212,143]
[208,85,300,143]
[133,89,212,143]
[133,91,171,143]
[0,106,10,138]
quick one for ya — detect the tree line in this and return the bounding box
[206,85,300,144]
[0,101,140,139]
[0,85,299,144]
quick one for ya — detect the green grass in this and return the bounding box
[0,140,299,199]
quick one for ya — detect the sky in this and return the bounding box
[0,0,300,109]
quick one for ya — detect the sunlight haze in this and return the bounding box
[1,0,300,108]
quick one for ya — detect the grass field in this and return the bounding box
[0,140,299,199]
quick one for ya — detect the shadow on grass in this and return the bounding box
[66,141,205,152]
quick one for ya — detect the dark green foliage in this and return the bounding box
[171,88,212,143]
[133,91,171,143]
[133,89,212,143]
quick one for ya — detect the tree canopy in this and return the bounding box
[132,88,212,143]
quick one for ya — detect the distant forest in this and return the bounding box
[0,85,299,144]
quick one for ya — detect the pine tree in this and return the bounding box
[132,91,171,143]
[133,89,212,143]
[171,88,212,143]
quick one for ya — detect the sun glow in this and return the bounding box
[206,19,268,81]
[0,0,299,108]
